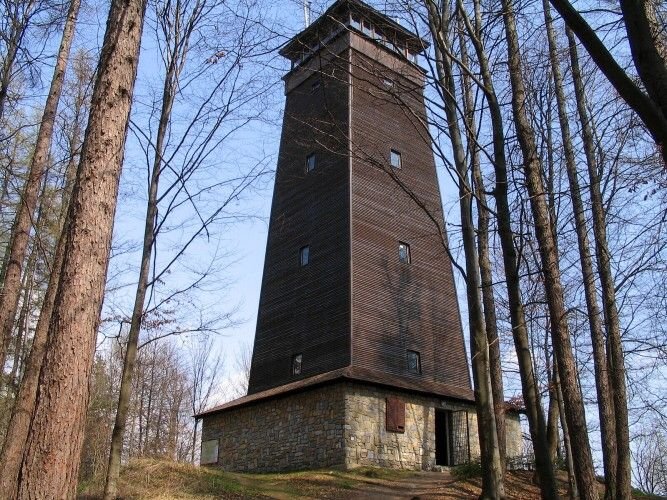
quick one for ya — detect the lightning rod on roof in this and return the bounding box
[303,0,311,27]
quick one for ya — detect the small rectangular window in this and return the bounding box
[306,152,316,173]
[390,149,402,168]
[292,353,303,375]
[398,241,410,264]
[311,79,321,92]
[407,350,421,374]
[299,245,310,266]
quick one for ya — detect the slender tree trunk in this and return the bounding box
[499,0,598,497]
[543,3,618,496]
[554,356,578,499]
[7,247,35,391]
[14,0,148,495]
[0,0,81,371]
[424,4,504,497]
[456,1,558,496]
[567,28,633,499]
[104,47,177,500]
[459,26,506,471]
[545,360,560,461]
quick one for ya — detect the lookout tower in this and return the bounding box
[197,0,521,472]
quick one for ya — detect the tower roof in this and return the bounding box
[279,0,428,64]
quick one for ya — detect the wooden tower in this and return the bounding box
[247,0,471,399]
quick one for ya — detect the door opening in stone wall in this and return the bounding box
[435,409,453,466]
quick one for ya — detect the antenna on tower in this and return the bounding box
[303,0,311,27]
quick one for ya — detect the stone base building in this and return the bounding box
[198,369,522,472]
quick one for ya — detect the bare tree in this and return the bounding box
[542,2,618,496]
[548,0,667,164]
[188,337,221,463]
[499,0,598,496]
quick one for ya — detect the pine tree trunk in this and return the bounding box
[499,0,598,497]
[14,0,148,495]
[0,87,83,498]
[543,3,618,496]
[424,4,504,496]
[567,28,632,500]
[457,1,558,495]
[0,0,81,371]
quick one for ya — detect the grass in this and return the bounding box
[78,458,653,499]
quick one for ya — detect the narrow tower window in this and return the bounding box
[390,149,402,168]
[398,241,410,264]
[292,353,303,375]
[306,152,316,172]
[299,245,310,266]
[407,350,421,374]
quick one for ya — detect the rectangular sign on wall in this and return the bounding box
[201,439,219,465]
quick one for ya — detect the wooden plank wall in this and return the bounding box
[349,47,472,391]
[247,53,352,394]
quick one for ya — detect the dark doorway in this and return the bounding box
[435,409,452,466]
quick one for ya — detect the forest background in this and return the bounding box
[0,0,665,497]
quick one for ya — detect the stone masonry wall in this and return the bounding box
[200,381,523,472]
[200,384,346,472]
[343,382,480,469]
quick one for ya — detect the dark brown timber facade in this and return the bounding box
[197,0,522,472]
[247,0,471,397]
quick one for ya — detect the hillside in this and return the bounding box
[78,459,587,499]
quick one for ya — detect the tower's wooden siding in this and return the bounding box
[348,46,471,391]
[247,54,351,394]
[249,17,472,396]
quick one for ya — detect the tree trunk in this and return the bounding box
[0,73,84,497]
[554,357,578,499]
[459,24,506,471]
[543,3,618,496]
[567,28,633,499]
[548,0,667,163]
[104,43,177,499]
[499,0,598,497]
[14,0,148,495]
[423,4,504,496]
[0,0,81,371]
[545,361,560,461]
[456,1,558,496]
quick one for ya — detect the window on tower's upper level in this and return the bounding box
[407,350,421,374]
[398,241,411,264]
[292,353,303,375]
[306,152,316,172]
[299,245,310,266]
[390,149,402,169]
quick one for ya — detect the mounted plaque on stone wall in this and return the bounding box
[201,439,219,464]
[386,397,405,433]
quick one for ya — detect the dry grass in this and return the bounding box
[78,458,603,499]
